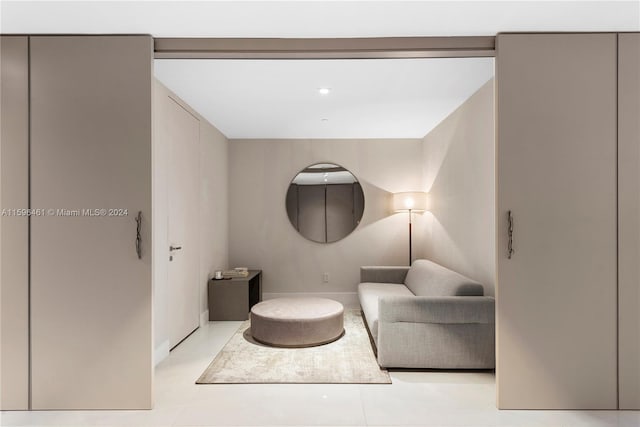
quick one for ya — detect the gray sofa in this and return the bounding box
[358,259,495,369]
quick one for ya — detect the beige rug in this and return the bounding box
[196,309,391,384]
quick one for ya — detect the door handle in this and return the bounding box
[135,211,142,260]
[169,245,182,252]
[507,210,514,259]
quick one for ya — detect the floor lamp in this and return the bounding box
[393,192,427,266]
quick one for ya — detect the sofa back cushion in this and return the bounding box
[404,259,484,297]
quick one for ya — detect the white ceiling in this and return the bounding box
[4,1,636,139]
[1,1,638,37]
[154,58,494,138]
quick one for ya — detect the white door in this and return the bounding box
[30,36,153,409]
[496,33,617,409]
[166,98,200,349]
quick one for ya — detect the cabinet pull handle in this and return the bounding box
[135,211,142,260]
[507,210,514,259]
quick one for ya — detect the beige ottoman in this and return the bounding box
[250,297,344,347]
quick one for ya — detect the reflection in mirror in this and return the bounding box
[286,163,365,243]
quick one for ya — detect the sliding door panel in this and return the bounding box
[618,32,640,410]
[496,33,617,409]
[0,36,30,410]
[30,36,153,409]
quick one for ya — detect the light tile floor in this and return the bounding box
[1,321,638,427]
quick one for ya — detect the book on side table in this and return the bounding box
[222,267,249,278]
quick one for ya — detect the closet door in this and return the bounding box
[30,36,153,409]
[496,33,617,409]
[298,185,326,242]
[0,36,29,410]
[326,184,354,242]
[618,32,640,410]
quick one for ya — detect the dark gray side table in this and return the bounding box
[208,270,262,320]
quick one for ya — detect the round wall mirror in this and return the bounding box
[286,163,365,243]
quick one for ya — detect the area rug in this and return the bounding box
[196,309,391,384]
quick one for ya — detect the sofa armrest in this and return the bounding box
[379,296,495,324]
[360,266,410,284]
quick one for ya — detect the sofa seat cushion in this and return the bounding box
[358,282,414,344]
[404,259,484,297]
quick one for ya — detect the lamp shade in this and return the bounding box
[393,192,428,212]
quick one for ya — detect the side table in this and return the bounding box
[208,270,262,320]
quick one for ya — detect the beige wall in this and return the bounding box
[198,108,229,318]
[153,80,229,364]
[228,139,424,303]
[421,79,495,295]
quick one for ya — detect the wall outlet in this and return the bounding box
[322,272,330,283]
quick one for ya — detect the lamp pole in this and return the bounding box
[408,209,412,266]
[393,191,426,266]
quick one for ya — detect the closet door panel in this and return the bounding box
[30,36,153,409]
[496,33,617,409]
[297,185,326,243]
[618,32,640,410]
[326,184,354,242]
[0,35,29,410]
[286,184,299,230]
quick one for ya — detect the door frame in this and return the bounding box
[151,32,497,377]
[154,36,495,59]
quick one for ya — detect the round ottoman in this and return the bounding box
[250,297,344,347]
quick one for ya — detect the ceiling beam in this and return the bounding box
[154,37,495,59]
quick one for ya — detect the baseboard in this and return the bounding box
[154,339,170,366]
[200,310,209,326]
[262,292,359,309]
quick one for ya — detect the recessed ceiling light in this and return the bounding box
[318,87,331,95]
[321,118,329,122]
